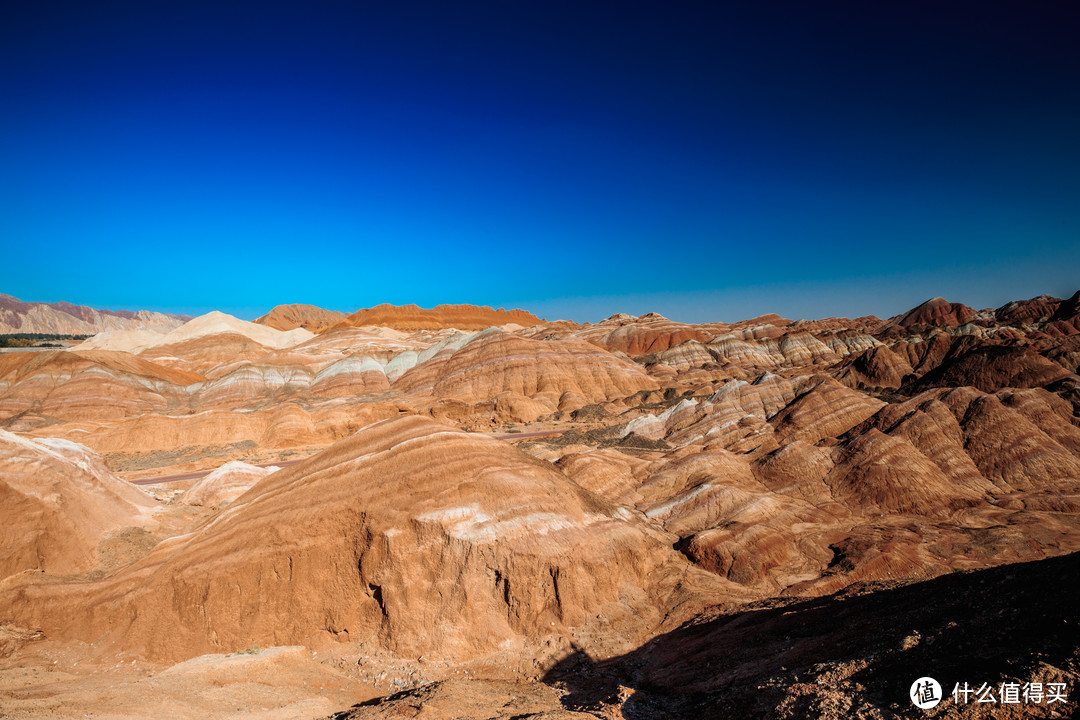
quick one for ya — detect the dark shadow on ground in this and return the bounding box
[543,551,1080,719]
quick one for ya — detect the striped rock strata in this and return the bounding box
[0,416,742,663]
[0,431,154,579]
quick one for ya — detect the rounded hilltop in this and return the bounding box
[329,303,545,332]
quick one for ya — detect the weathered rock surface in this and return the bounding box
[572,313,717,356]
[254,304,349,332]
[3,288,1080,720]
[0,417,739,663]
[0,350,203,428]
[77,311,314,355]
[329,678,594,720]
[883,296,977,331]
[539,552,1080,719]
[393,329,658,412]
[0,431,153,579]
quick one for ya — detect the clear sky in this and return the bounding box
[2,1,1077,323]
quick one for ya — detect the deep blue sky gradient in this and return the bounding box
[2,1,1078,322]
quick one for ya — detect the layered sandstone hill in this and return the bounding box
[71,328,170,354]
[0,431,154,579]
[0,350,204,429]
[132,315,425,380]
[2,290,1080,719]
[590,292,1080,394]
[253,303,348,332]
[0,294,189,335]
[0,416,740,663]
[831,294,1080,396]
[78,311,315,354]
[393,329,658,415]
[178,460,278,508]
[3,294,1079,565]
[332,303,544,331]
[564,312,886,385]
[881,295,977,331]
[33,402,405,473]
[571,312,718,356]
[552,370,1080,596]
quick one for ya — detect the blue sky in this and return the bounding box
[2,1,1077,323]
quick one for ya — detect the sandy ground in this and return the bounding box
[0,641,378,720]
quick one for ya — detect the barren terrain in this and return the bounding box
[2,293,1079,719]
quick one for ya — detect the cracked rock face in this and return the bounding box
[0,416,742,663]
[0,430,155,578]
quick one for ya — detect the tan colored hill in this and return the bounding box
[178,460,278,508]
[0,431,154,579]
[573,313,716,356]
[0,293,188,335]
[32,401,404,478]
[78,311,315,354]
[333,303,544,331]
[253,303,348,332]
[0,416,740,664]
[392,329,658,417]
[0,350,204,429]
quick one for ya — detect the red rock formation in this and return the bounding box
[555,448,653,506]
[0,417,739,663]
[333,303,544,332]
[995,294,1065,323]
[641,340,718,372]
[833,344,914,390]
[823,429,983,515]
[393,330,657,412]
[912,343,1075,392]
[253,303,348,332]
[0,350,202,428]
[888,333,955,376]
[572,313,715,356]
[33,401,403,468]
[2,288,1080,718]
[882,296,977,331]
[938,387,1080,492]
[768,378,885,445]
[705,331,840,373]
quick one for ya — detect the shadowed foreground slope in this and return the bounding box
[335,551,1079,719]
[544,551,1080,719]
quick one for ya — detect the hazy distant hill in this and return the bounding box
[0,294,190,335]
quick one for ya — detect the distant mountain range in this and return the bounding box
[0,294,190,335]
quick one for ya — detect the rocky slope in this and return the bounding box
[0,431,154,578]
[1,289,1079,718]
[0,416,741,664]
[254,304,348,332]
